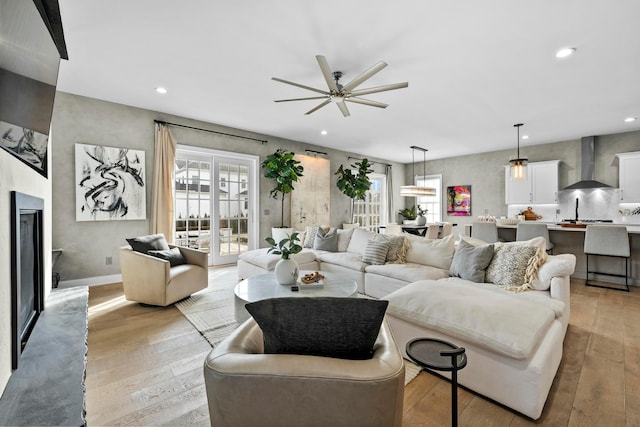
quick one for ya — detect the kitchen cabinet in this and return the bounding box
[617,151,640,202]
[505,160,559,204]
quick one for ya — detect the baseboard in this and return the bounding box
[58,273,122,288]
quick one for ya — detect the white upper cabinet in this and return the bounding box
[505,160,559,204]
[617,152,640,202]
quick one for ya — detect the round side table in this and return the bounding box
[406,338,467,427]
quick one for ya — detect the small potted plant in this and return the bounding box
[398,205,427,225]
[262,149,304,242]
[265,232,302,285]
[335,158,373,226]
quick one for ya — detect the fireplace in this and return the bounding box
[11,191,45,370]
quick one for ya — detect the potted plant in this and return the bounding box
[335,158,373,225]
[262,149,304,241]
[265,232,302,285]
[398,205,427,224]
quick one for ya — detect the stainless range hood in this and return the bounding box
[562,136,613,190]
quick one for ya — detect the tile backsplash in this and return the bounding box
[506,188,640,223]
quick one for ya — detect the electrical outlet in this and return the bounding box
[264,209,270,215]
[105,256,112,265]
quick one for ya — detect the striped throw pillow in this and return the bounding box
[361,240,390,265]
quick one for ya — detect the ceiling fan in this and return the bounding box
[272,55,408,117]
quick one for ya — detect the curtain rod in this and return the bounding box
[348,156,391,167]
[154,120,268,144]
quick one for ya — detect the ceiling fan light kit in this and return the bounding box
[509,123,528,181]
[272,55,408,117]
[400,145,437,197]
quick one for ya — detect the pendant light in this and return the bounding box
[400,145,436,196]
[509,123,528,181]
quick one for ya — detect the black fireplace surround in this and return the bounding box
[11,191,45,370]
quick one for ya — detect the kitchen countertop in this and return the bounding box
[494,222,640,234]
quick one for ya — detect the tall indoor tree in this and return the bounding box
[335,158,373,224]
[261,149,304,229]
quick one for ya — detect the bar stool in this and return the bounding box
[517,222,554,253]
[471,222,498,243]
[584,225,630,291]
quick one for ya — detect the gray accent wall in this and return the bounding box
[50,92,405,282]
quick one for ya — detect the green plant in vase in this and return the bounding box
[265,232,302,285]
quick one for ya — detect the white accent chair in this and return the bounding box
[440,222,453,238]
[204,318,405,427]
[425,224,440,239]
[517,222,554,253]
[119,244,208,306]
[584,225,630,291]
[471,222,498,243]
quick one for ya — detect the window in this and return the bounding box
[353,173,387,232]
[220,177,226,188]
[416,174,442,223]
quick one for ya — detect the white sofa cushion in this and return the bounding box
[346,228,376,254]
[365,262,450,283]
[404,234,455,270]
[238,248,317,270]
[337,228,355,252]
[385,279,555,359]
[318,251,369,272]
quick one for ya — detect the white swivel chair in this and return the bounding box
[517,222,554,253]
[471,222,499,243]
[584,225,630,291]
[425,224,440,239]
[440,222,453,238]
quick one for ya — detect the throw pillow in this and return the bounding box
[245,297,389,360]
[404,234,456,270]
[449,240,495,282]
[303,226,319,248]
[370,233,408,264]
[313,227,338,252]
[147,247,187,267]
[346,228,375,254]
[336,228,355,252]
[126,233,170,254]
[494,236,546,252]
[531,254,576,290]
[485,244,538,288]
[361,239,390,265]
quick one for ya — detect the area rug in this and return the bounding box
[175,265,422,385]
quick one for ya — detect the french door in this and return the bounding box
[174,148,258,266]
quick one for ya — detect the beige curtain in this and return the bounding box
[151,123,177,242]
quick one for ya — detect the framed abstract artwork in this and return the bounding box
[75,143,146,221]
[447,185,471,216]
[0,121,49,177]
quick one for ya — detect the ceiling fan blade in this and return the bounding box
[349,82,408,96]
[305,99,332,115]
[335,100,351,117]
[316,55,339,93]
[271,77,329,95]
[345,97,388,109]
[341,61,387,92]
[275,96,329,103]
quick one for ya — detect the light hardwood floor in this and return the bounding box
[86,276,640,426]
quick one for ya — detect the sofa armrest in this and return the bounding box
[172,245,207,268]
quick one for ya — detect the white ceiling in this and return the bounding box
[56,0,640,164]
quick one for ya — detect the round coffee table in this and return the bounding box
[234,271,358,323]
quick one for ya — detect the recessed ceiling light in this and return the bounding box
[522,135,529,140]
[320,130,328,135]
[624,117,637,123]
[155,87,167,94]
[555,48,576,58]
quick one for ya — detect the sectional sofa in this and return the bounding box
[237,227,576,419]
